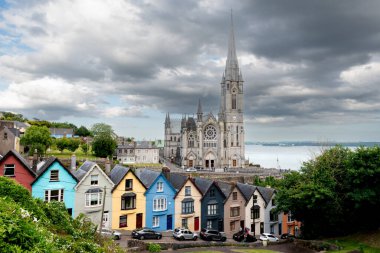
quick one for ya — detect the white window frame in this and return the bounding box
[90,175,99,185]
[153,216,159,227]
[208,204,217,215]
[185,186,191,196]
[206,220,212,229]
[157,182,163,192]
[153,197,167,211]
[44,189,64,202]
[85,192,102,207]
[4,164,15,177]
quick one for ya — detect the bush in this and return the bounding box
[148,243,161,253]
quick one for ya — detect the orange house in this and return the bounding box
[282,211,302,237]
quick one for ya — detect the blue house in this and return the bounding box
[138,169,177,231]
[32,157,78,217]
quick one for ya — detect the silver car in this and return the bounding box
[101,229,122,240]
[173,228,198,241]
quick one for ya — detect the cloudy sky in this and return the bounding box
[1,0,379,142]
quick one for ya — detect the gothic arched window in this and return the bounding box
[232,94,237,109]
[188,134,195,148]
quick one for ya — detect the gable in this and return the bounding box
[174,178,202,199]
[202,182,226,201]
[113,169,146,193]
[145,174,176,196]
[32,160,78,186]
[0,150,36,177]
[74,164,114,190]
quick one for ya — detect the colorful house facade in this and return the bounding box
[224,184,248,237]
[32,157,78,216]
[73,161,114,229]
[110,165,146,230]
[0,149,36,192]
[144,173,176,231]
[282,212,301,237]
[174,177,202,231]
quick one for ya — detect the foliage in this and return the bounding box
[252,176,281,188]
[276,146,380,239]
[81,143,89,154]
[20,125,52,155]
[0,177,124,252]
[27,120,52,127]
[91,123,117,158]
[75,126,92,137]
[50,122,78,132]
[55,138,81,153]
[0,112,27,122]
[148,243,161,253]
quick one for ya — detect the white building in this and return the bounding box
[117,141,159,164]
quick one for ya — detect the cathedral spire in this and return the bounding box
[225,10,240,81]
[197,99,203,122]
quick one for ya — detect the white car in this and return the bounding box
[259,233,279,242]
[101,229,122,240]
[186,167,197,172]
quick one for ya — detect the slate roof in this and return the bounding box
[32,156,78,185]
[236,182,256,201]
[8,128,20,137]
[168,173,187,191]
[109,164,130,187]
[256,186,276,204]
[192,177,213,195]
[78,160,96,172]
[73,169,87,181]
[134,168,160,188]
[0,149,36,177]
[217,181,233,198]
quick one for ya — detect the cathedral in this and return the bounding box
[164,17,246,169]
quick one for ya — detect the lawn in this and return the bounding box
[328,230,380,253]
[232,249,281,253]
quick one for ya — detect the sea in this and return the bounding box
[245,144,364,170]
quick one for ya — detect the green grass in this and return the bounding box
[232,249,281,253]
[328,231,380,253]
[181,251,224,253]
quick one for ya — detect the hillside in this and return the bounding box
[0,177,124,253]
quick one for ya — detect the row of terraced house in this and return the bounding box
[0,149,301,237]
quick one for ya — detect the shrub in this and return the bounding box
[148,243,161,253]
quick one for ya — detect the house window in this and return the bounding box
[44,189,64,202]
[3,133,7,140]
[207,204,217,215]
[252,195,257,203]
[153,197,167,211]
[4,164,15,177]
[90,175,98,185]
[232,192,237,200]
[230,221,235,231]
[270,209,278,222]
[287,211,295,222]
[206,220,212,229]
[185,186,191,196]
[121,195,136,210]
[182,201,194,214]
[119,215,127,228]
[270,225,275,234]
[182,218,188,228]
[50,170,59,181]
[272,198,276,206]
[230,207,240,217]
[209,189,215,197]
[125,179,133,190]
[153,216,159,227]
[85,192,102,207]
[251,205,260,219]
[157,182,163,192]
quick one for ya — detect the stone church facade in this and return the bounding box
[164,19,245,169]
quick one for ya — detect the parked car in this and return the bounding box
[232,230,257,242]
[101,229,121,240]
[280,233,295,240]
[259,233,279,242]
[200,228,227,242]
[173,228,198,241]
[186,167,197,172]
[194,166,203,170]
[131,228,162,240]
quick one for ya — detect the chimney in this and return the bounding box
[32,149,38,170]
[105,157,111,175]
[71,154,76,170]
[162,166,170,181]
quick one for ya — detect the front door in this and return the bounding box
[210,160,214,168]
[218,219,223,231]
[233,159,237,167]
[102,211,109,229]
[205,160,209,168]
[251,224,255,236]
[260,222,264,234]
[188,160,193,167]
[240,220,245,230]
[167,215,172,230]
[136,213,143,229]
[194,217,199,231]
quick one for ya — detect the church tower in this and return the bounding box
[219,13,245,168]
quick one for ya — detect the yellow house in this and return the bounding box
[110,165,147,230]
[174,177,202,231]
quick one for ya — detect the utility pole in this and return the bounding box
[99,185,106,232]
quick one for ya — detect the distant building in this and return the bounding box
[116,141,159,164]
[0,126,21,155]
[164,16,246,169]
[49,128,74,138]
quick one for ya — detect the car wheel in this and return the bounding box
[221,237,226,242]
[114,235,120,240]
[180,236,184,241]
[157,235,162,240]
[193,236,198,241]
[140,235,144,240]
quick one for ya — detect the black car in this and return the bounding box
[200,228,227,242]
[280,233,295,240]
[232,230,257,242]
[131,228,162,240]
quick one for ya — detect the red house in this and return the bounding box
[0,150,36,192]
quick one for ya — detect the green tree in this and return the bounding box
[56,138,69,152]
[81,143,89,154]
[0,111,27,122]
[67,138,81,152]
[20,126,52,155]
[75,125,91,137]
[91,123,117,158]
[276,146,380,239]
[27,120,52,128]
